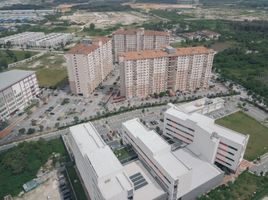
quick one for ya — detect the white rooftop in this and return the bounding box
[177,97,224,114]
[173,144,223,192]
[166,104,248,144]
[0,70,35,91]
[123,118,190,179]
[69,123,133,199]
[124,161,166,200]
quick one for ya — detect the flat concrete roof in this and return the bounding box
[124,161,166,200]
[123,118,190,179]
[173,144,223,192]
[0,70,35,91]
[69,123,133,199]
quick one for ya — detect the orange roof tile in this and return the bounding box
[120,46,215,61]
[67,37,110,54]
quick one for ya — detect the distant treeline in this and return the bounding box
[135,0,178,3]
[0,4,50,10]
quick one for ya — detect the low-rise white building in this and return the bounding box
[0,70,39,120]
[163,103,249,172]
[67,122,166,200]
[0,32,45,47]
[28,33,73,49]
[122,118,223,200]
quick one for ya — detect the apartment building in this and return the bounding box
[112,28,170,62]
[28,33,73,49]
[122,118,223,200]
[0,70,39,120]
[119,46,215,98]
[0,32,45,47]
[163,103,249,172]
[65,37,113,97]
[67,122,166,200]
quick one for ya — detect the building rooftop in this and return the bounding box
[113,28,169,36]
[122,118,190,179]
[120,46,215,60]
[0,70,35,91]
[173,145,223,192]
[165,104,248,144]
[67,37,110,55]
[69,122,133,199]
[177,97,224,114]
[124,161,166,200]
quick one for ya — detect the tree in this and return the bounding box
[27,128,35,135]
[24,51,32,59]
[18,128,26,135]
[89,23,95,30]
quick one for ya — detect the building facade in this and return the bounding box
[28,33,73,49]
[65,37,113,97]
[0,70,39,120]
[119,46,215,98]
[0,32,45,47]
[112,28,170,62]
[163,103,249,172]
[122,118,223,200]
[67,122,166,200]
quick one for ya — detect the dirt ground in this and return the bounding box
[60,11,149,28]
[14,170,61,200]
[125,3,196,10]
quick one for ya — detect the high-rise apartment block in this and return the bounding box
[0,70,39,120]
[119,46,215,98]
[113,28,170,62]
[65,37,113,97]
[163,103,249,172]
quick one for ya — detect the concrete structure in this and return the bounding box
[67,122,166,200]
[0,70,39,120]
[163,103,249,171]
[113,28,170,62]
[28,33,73,49]
[0,32,45,47]
[122,118,223,200]
[65,37,113,97]
[119,46,215,98]
[177,97,224,114]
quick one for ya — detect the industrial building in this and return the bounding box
[67,122,166,200]
[113,28,170,62]
[0,70,39,120]
[119,46,215,98]
[122,118,224,200]
[163,103,249,172]
[65,37,113,97]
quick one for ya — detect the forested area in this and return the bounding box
[0,139,67,199]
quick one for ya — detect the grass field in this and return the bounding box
[16,53,68,88]
[199,171,268,200]
[0,50,38,71]
[216,111,268,161]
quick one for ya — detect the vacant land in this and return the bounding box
[199,171,268,200]
[125,3,196,10]
[0,139,67,199]
[60,11,149,29]
[216,111,268,161]
[16,53,67,88]
[0,50,37,71]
